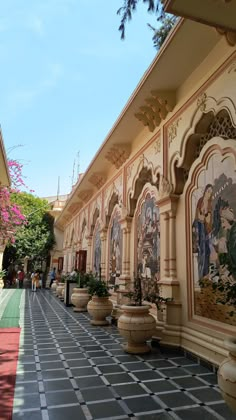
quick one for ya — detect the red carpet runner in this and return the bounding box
[0,328,21,420]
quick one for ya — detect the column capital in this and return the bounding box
[157,194,179,215]
[120,216,133,232]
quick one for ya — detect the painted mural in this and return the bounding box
[109,214,122,284]
[137,194,160,286]
[93,224,101,276]
[192,152,236,325]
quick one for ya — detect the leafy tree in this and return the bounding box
[117,0,177,49]
[3,192,55,271]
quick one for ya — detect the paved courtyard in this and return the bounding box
[12,290,235,420]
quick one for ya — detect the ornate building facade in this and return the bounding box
[55,17,236,365]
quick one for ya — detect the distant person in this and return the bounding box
[32,271,40,292]
[49,267,56,288]
[17,268,25,289]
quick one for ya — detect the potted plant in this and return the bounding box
[0,269,6,289]
[118,274,171,354]
[87,275,113,325]
[71,272,91,312]
[199,276,236,414]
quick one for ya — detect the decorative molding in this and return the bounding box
[168,118,182,145]
[105,144,131,169]
[135,90,176,132]
[154,137,161,153]
[88,172,107,189]
[197,92,208,112]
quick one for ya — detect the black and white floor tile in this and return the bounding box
[12,290,235,420]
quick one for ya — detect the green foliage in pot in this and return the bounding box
[88,274,111,298]
[74,272,91,288]
[123,274,172,308]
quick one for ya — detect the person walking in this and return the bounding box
[49,267,56,288]
[32,271,39,292]
[17,268,25,289]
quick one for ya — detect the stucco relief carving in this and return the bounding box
[105,144,131,169]
[135,90,176,132]
[197,92,208,112]
[88,172,107,189]
[158,175,173,199]
[168,118,182,145]
[77,189,93,203]
[154,137,161,153]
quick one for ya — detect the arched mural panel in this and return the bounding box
[136,192,160,287]
[189,145,236,325]
[109,209,122,285]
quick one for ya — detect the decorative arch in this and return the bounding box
[134,185,160,284]
[171,100,236,195]
[128,164,160,217]
[185,138,236,326]
[90,207,100,236]
[105,191,119,228]
[108,205,122,285]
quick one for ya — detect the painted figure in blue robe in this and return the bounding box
[192,184,213,279]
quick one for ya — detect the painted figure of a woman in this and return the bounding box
[192,184,213,279]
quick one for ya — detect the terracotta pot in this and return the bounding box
[0,278,4,289]
[87,296,113,326]
[56,282,64,297]
[218,337,236,413]
[71,288,90,312]
[118,305,156,354]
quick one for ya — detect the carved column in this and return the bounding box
[157,185,182,346]
[86,235,93,273]
[120,216,132,288]
[169,210,177,280]
[100,228,108,280]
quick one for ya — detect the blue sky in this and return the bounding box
[0,0,158,197]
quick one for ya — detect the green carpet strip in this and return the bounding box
[0,290,23,328]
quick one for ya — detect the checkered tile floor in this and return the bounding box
[12,290,235,420]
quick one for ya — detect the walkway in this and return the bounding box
[5,290,235,419]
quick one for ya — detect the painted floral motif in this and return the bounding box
[109,214,122,284]
[137,195,160,282]
[192,153,236,324]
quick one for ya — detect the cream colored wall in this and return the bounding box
[62,40,236,365]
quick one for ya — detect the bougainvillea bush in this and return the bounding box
[0,159,29,243]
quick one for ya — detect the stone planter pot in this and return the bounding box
[59,286,65,301]
[51,281,57,294]
[218,337,236,413]
[118,305,156,354]
[56,282,64,298]
[87,296,113,326]
[71,288,90,312]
